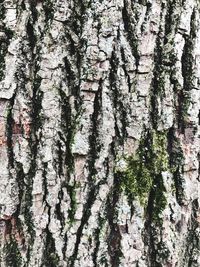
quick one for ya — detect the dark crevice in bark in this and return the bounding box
[184,199,200,267]
[66,184,77,224]
[2,214,25,266]
[62,232,68,261]
[26,18,37,56]
[110,49,128,144]
[63,47,82,111]
[22,74,43,262]
[71,0,88,36]
[57,87,81,237]
[42,228,59,267]
[92,215,106,267]
[140,131,169,264]
[140,1,152,33]
[87,79,103,178]
[69,80,103,266]
[164,0,179,41]
[173,167,185,206]
[150,1,180,128]
[103,157,111,184]
[120,47,132,93]
[92,159,110,267]
[64,57,75,86]
[4,236,22,267]
[29,0,38,22]
[8,12,42,261]
[0,3,14,81]
[0,0,5,19]
[179,9,196,133]
[6,95,16,169]
[150,22,165,129]
[63,56,79,97]
[42,0,54,22]
[106,173,122,267]
[55,191,64,230]
[198,110,200,125]
[198,153,200,182]
[55,139,64,178]
[15,162,26,212]
[57,186,74,258]
[68,185,99,267]
[122,0,140,71]
[144,188,157,267]
[92,158,110,267]
[65,32,76,56]
[14,163,27,255]
[167,127,185,205]
[58,89,75,175]
[26,0,39,69]
[110,50,120,139]
[144,174,169,267]
[42,162,49,206]
[16,0,26,18]
[41,162,60,266]
[167,127,183,168]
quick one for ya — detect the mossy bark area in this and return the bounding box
[0,0,199,266]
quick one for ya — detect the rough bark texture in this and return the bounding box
[0,0,199,266]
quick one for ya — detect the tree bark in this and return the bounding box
[0,0,199,266]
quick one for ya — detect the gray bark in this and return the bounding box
[0,0,199,266]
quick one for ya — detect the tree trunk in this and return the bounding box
[0,0,199,266]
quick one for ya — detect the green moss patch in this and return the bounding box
[119,157,152,205]
[117,130,169,215]
[4,238,22,267]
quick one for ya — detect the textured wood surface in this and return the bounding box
[0,0,199,266]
